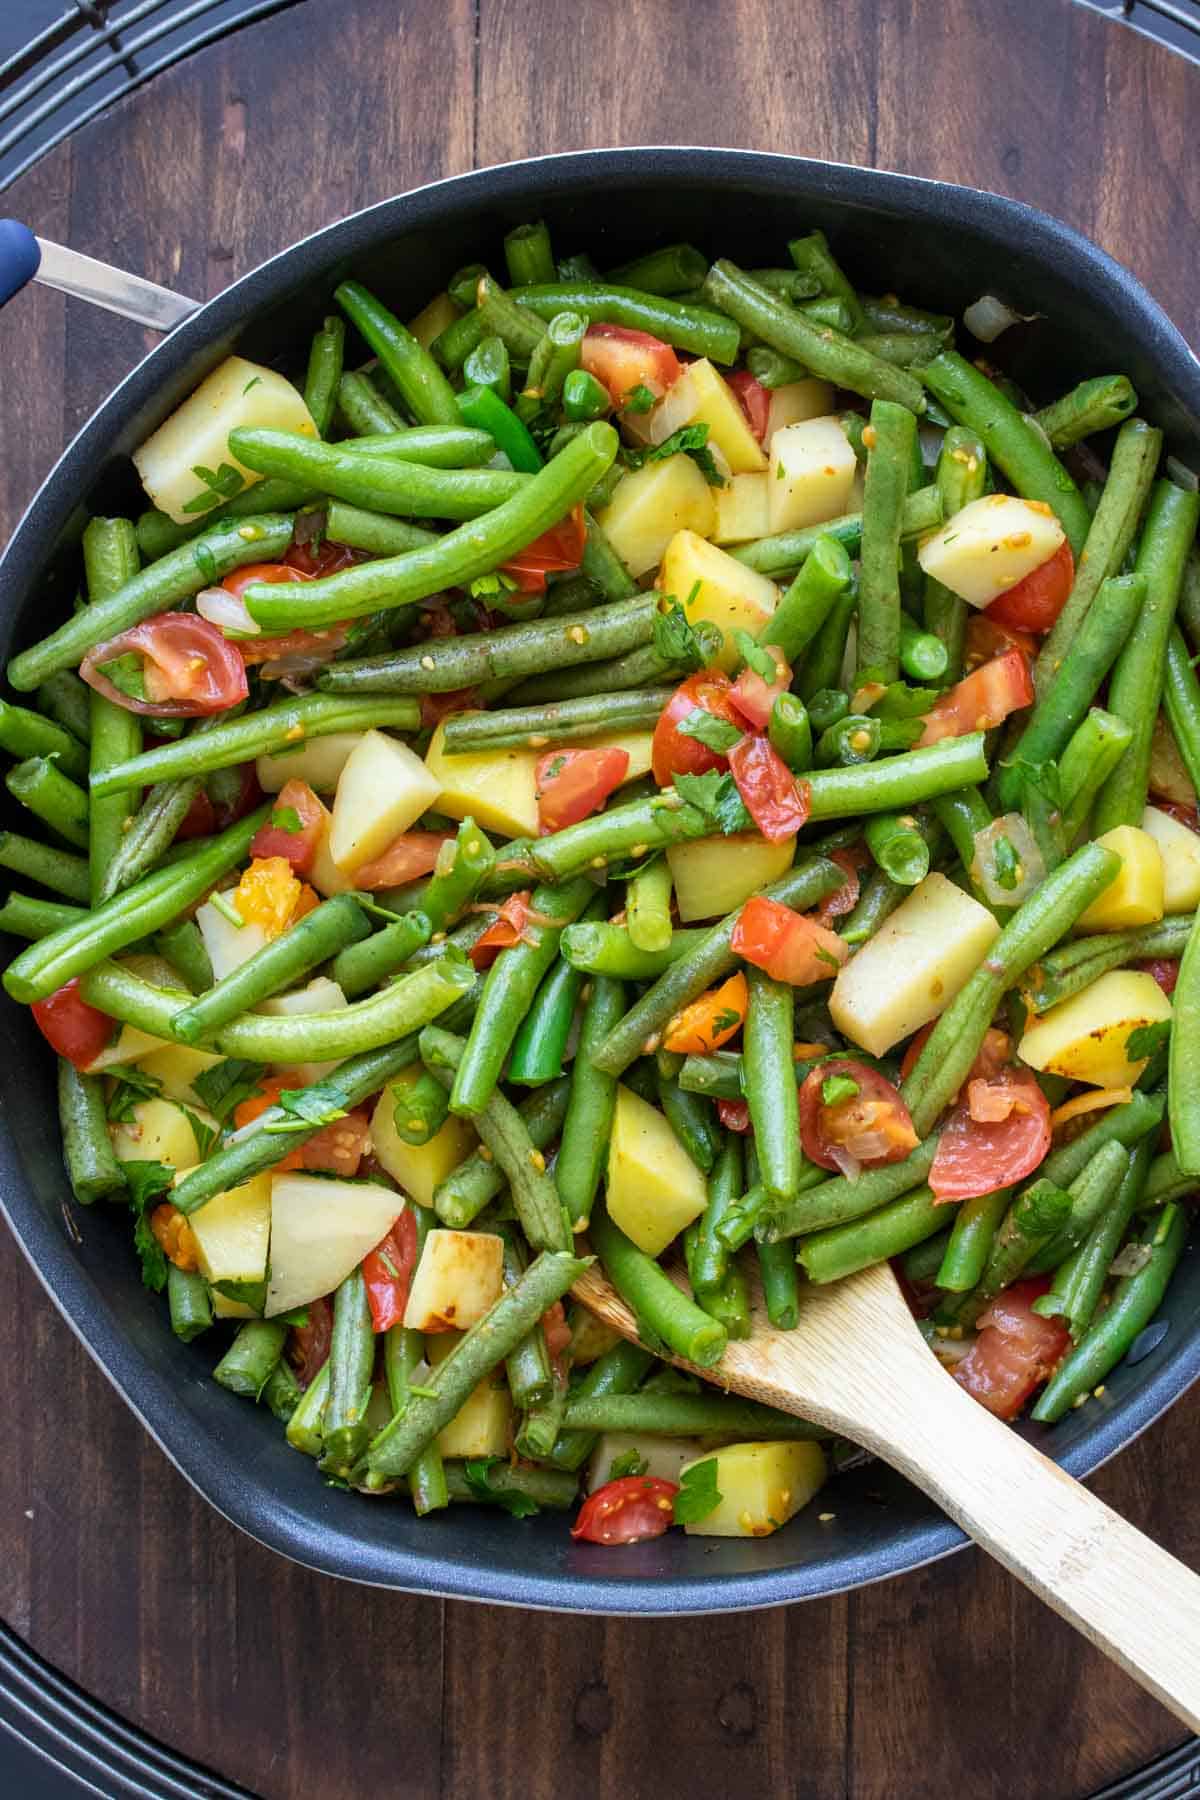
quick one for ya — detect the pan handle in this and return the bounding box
[0,220,200,332]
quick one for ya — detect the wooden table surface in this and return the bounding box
[0,1,1198,1794]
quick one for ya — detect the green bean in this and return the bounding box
[1041,1137,1154,1338]
[545,1339,655,1472]
[35,671,93,744]
[0,697,87,783]
[750,1234,797,1330]
[742,968,800,1203]
[758,536,853,668]
[515,1372,570,1461]
[799,1183,950,1284]
[946,1179,1075,1326]
[746,346,808,387]
[1035,375,1137,450]
[557,975,624,1229]
[1034,417,1163,695]
[229,426,525,520]
[0,892,85,939]
[1163,625,1200,799]
[999,574,1148,811]
[815,714,881,767]
[337,369,405,434]
[1035,1094,1165,1205]
[864,811,929,886]
[284,1360,330,1457]
[763,1136,939,1241]
[90,695,419,798]
[806,734,990,822]
[57,1059,125,1203]
[434,1460,575,1510]
[562,368,611,421]
[856,331,943,368]
[433,1077,570,1229]
[325,502,438,557]
[497,1226,554,1410]
[1057,708,1133,841]
[173,895,370,1043]
[513,279,738,363]
[856,400,918,684]
[6,757,88,849]
[213,1320,288,1401]
[0,831,89,902]
[898,615,948,683]
[319,1270,376,1474]
[81,518,144,903]
[902,1227,956,1284]
[919,351,1091,556]
[859,294,953,341]
[589,1202,726,1367]
[838,862,906,947]
[604,243,708,295]
[441,688,670,756]
[1093,483,1200,830]
[929,1186,1008,1293]
[1169,909,1200,1177]
[464,333,512,401]
[8,514,295,692]
[1141,1147,1200,1209]
[703,261,923,409]
[572,1389,819,1442]
[335,279,461,427]
[560,922,704,981]
[164,1266,212,1343]
[613,860,669,965]
[457,382,541,473]
[365,1251,587,1479]
[900,841,1121,1135]
[1032,1202,1187,1422]
[303,315,345,436]
[329,910,431,1001]
[262,1358,302,1424]
[502,220,555,287]
[689,1134,744,1294]
[1020,916,1192,1015]
[508,949,589,1087]
[1180,551,1200,653]
[389,1063,451,1146]
[657,1071,720,1172]
[523,310,585,411]
[796,596,856,707]
[341,424,498,466]
[1023,1140,1133,1279]
[502,636,701,707]
[785,230,864,332]
[97,777,202,904]
[734,492,942,585]
[921,427,987,681]
[804,691,849,736]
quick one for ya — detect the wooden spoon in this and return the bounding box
[573,1258,1200,1729]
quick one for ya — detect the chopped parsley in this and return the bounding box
[676,708,742,754]
[673,769,754,835]
[106,1068,163,1122]
[821,1073,860,1108]
[118,1159,174,1292]
[462,1458,541,1518]
[192,1058,265,1125]
[268,805,303,835]
[181,460,247,515]
[625,423,725,486]
[672,1456,722,1525]
[732,629,777,684]
[608,1448,649,1480]
[1126,1019,1171,1060]
[622,383,656,414]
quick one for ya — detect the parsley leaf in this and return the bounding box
[268,805,302,834]
[710,1007,741,1036]
[991,834,1022,891]
[182,461,246,515]
[623,383,656,415]
[278,1088,348,1128]
[118,1160,174,1293]
[672,1456,723,1525]
[676,708,742,754]
[626,423,726,487]
[213,1277,267,1312]
[180,1104,218,1160]
[95,652,148,703]
[106,1068,163,1122]
[193,1058,265,1126]
[462,1459,541,1518]
[468,569,521,601]
[673,770,753,835]
[1127,1019,1171,1060]
[732,629,777,684]
[609,1448,648,1480]
[192,541,219,585]
[821,1073,860,1108]
[870,682,942,721]
[652,599,705,671]
[813,945,842,971]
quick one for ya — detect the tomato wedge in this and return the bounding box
[900,1023,1011,1089]
[233,1075,370,1176]
[283,538,364,578]
[987,541,1075,634]
[798,1058,919,1175]
[32,978,114,1071]
[663,972,748,1055]
[353,830,453,890]
[813,845,870,928]
[953,1279,1069,1419]
[288,1294,333,1387]
[964,610,1038,671]
[929,1065,1051,1201]
[729,645,791,730]
[1138,958,1181,997]
[249,780,326,875]
[570,1474,680,1545]
[726,370,771,443]
[362,1210,419,1333]
[470,892,533,969]
[579,324,682,409]
[731,895,849,986]
[500,504,588,594]
[536,746,630,833]
[717,1098,752,1133]
[174,785,216,841]
[727,736,810,842]
[917,648,1034,747]
[81,613,249,717]
[651,670,742,786]
[217,564,353,668]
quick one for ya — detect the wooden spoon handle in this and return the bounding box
[875,1372,1200,1729]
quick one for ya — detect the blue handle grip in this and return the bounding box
[0,220,41,306]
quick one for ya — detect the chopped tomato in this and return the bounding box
[219,563,353,667]
[81,613,248,717]
[799,1059,919,1175]
[663,972,748,1055]
[232,856,305,937]
[732,894,849,986]
[651,670,742,786]
[212,763,262,830]
[726,370,771,443]
[965,611,1038,671]
[729,645,791,730]
[150,1202,200,1272]
[717,1097,752,1133]
[469,892,533,969]
[233,1074,370,1176]
[362,1210,419,1333]
[536,745,630,834]
[32,978,114,1070]
[220,563,310,602]
[249,780,325,875]
[282,538,364,578]
[987,541,1075,634]
[579,325,681,409]
[1149,798,1200,832]
[289,1294,333,1387]
[1139,958,1181,996]
[570,1474,679,1545]
[727,736,810,842]
[917,648,1034,747]
[353,830,453,890]
[929,1065,1051,1201]
[900,1024,1011,1089]
[174,785,216,842]
[500,504,587,595]
[954,1279,1069,1419]
[814,845,870,928]
[421,687,480,730]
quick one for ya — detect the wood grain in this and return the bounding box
[0,0,1198,1792]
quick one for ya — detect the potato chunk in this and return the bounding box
[329,729,442,873]
[767,417,858,533]
[370,1084,478,1208]
[917,494,1065,609]
[713,473,770,545]
[596,455,717,577]
[666,833,795,922]
[110,1096,216,1169]
[424,722,540,839]
[1075,825,1164,932]
[1019,969,1172,1089]
[265,1174,402,1316]
[189,1173,272,1289]
[403,1228,504,1332]
[678,1441,827,1537]
[646,358,767,473]
[605,1083,707,1252]
[764,380,836,447]
[257,732,364,795]
[659,530,778,672]
[426,1334,512,1457]
[1142,805,1200,913]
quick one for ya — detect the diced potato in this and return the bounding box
[265,1173,403,1316]
[666,833,795,922]
[110,1096,216,1169]
[597,456,718,578]
[370,1084,477,1207]
[1019,970,1172,1089]
[424,722,540,839]
[195,897,269,981]
[403,1228,504,1332]
[189,1173,272,1288]
[586,1432,706,1494]
[426,1333,512,1458]
[570,1311,623,1365]
[830,871,1001,1056]
[1076,825,1164,932]
[258,976,347,1084]
[257,731,364,795]
[306,797,357,899]
[767,416,858,534]
[917,494,1066,609]
[136,1043,223,1106]
[571,728,654,783]
[133,356,317,524]
[713,473,770,545]
[85,1023,171,1074]
[660,531,778,672]
[330,729,442,873]
[678,1441,827,1537]
[1150,713,1196,808]
[606,1083,707,1253]
[211,1289,257,1320]
[647,359,767,473]
[408,291,460,349]
[1142,805,1200,913]
[764,379,836,448]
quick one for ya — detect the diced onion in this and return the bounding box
[963,295,1040,343]
[970,814,1045,907]
[196,585,260,638]
[828,1145,863,1182]
[1110,1243,1152,1279]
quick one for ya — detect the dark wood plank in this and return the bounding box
[0,1,1198,1795]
